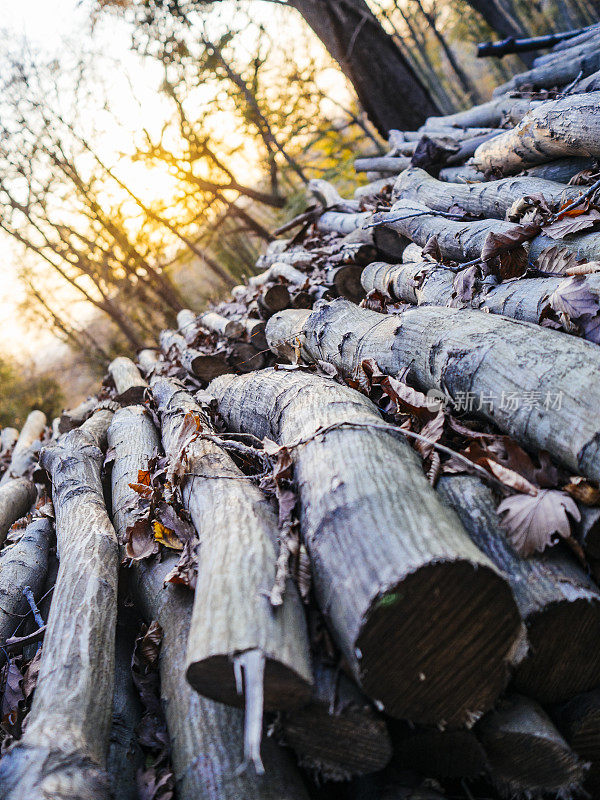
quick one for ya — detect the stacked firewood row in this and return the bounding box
[3,23,600,800]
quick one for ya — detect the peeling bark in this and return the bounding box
[210,368,523,727]
[0,410,118,800]
[265,299,600,482]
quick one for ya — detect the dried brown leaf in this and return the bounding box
[536,245,582,275]
[566,260,600,276]
[481,223,540,262]
[544,209,600,239]
[498,489,580,556]
[125,517,159,561]
[450,265,479,307]
[564,476,600,506]
[549,276,600,320]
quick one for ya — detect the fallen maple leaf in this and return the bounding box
[497,489,580,556]
[549,276,600,320]
[152,521,183,551]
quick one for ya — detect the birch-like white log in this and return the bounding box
[108,357,148,405]
[0,410,46,485]
[0,478,37,546]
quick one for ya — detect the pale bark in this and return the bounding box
[133,554,310,800]
[477,695,585,795]
[210,368,523,727]
[58,398,99,434]
[0,478,37,546]
[493,49,600,96]
[255,243,312,271]
[248,262,308,290]
[472,93,600,174]
[523,157,597,182]
[361,260,600,344]
[150,381,312,711]
[394,167,579,219]
[316,211,372,235]
[198,311,245,340]
[354,177,395,200]
[325,264,365,302]
[576,505,600,557]
[108,356,148,405]
[0,516,51,650]
[0,427,18,452]
[280,660,392,780]
[0,410,46,485]
[107,406,310,800]
[354,156,411,174]
[308,178,360,211]
[422,97,542,131]
[265,300,600,482]
[159,329,230,383]
[438,475,600,702]
[137,348,161,375]
[381,199,600,263]
[0,410,118,800]
[572,67,600,93]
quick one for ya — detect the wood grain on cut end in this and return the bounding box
[515,598,600,702]
[357,561,521,726]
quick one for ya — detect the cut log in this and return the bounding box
[391,723,487,779]
[227,341,268,373]
[354,177,395,200]
[308,178,360,212]
[573,67,600,93]
[108,356,148,405]
[523,156,598,182]
[360,260,600,344]
[472,93,600,174]
[0,410,46,485]
[240,318,268,351]
[476,695,585,796]
[58,397,99,433]
[478,27,595,58]
[279,661,392,780]
[210,368,523,726]
[393,167,579,219]
[492,49,600,96]
[380,199,600,263]
[249,262,308,290]
[176,308,199,344]
[198,311,245,340]
[422,97,542,131]
[316,211,372,235]
[255,243,312,271]
[0,516,51,652]
[0,478,37,546]
[326,265,365,302]
[402,243,423,263]
[265,300,600,482]
[137,348,161,375]
[0,427,18,452]
[354,156,411,175]
[149,380,312,714]
[133,554,310,800]
[437,475,600,702]
[0,410,118,800]
[576,505,600,558]
[551,689,600,793]
[159,329,230,382]
[107,404,310,800]
[258,285,292,317]
[107,612,143,800]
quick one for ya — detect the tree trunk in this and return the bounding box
[394,167,580,219]
[438,475,600,702]
[0,478,37,545]
[265,300,600,482]
[355,156,411,174]
[149,380,313,718]
[209,368,523,727]
[463,0,531,55]
[107,405,310,800]
[288,0,440,135]
[279,660,392,780]
[476,695,585,795]
[316,210,372,235]
[108,357,148,405]
[0,410,118,800]
[0,410,46,485]
[0,516,51,651]
[472,92,600,174]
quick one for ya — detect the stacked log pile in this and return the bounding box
[4,23,600,800]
